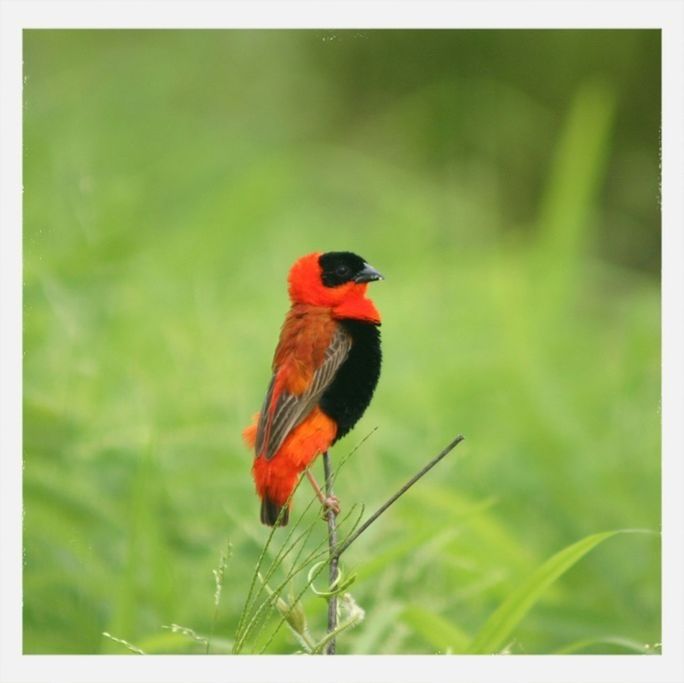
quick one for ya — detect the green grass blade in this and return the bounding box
[554,636,659,655]
[537,80,615,263]
[401,605,470,654]
[467,529,640,654]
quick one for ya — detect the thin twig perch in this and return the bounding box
[322,433,464,654]
[322,450,339,655]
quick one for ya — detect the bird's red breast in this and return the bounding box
[244,251,383,526]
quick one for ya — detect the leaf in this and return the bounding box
[554,636,658,655]
[467,529,643,654]
[401,605,470,653]
[536,80,616,268]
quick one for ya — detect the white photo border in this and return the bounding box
[1,2,682,682]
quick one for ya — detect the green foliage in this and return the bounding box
[401,605,470,653]
[22,30,660,654]
[467,530,653,654]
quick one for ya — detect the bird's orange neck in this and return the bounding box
[288,253,381,324]
[330,287,381,324]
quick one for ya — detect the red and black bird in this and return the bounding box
[243,251,383,526]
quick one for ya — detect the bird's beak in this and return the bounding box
[354,263,384,283]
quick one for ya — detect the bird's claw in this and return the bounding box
[321,495,341,519]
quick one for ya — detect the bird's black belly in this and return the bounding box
[319,319,381,442]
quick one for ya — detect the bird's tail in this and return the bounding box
[260,496,289,527]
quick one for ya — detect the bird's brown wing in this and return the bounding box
[255,325,352,460]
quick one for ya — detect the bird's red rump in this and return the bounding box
[249,407,337,506]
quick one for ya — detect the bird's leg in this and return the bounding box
[304,468,340,516]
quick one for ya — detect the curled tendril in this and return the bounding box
[306,560,356,598]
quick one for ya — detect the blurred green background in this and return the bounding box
[23,30,660,654]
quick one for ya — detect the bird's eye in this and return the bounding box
[335,264,350,277]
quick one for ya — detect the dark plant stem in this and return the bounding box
[321,434,464,654]
[335,434,465,558]
[322,450,338,655]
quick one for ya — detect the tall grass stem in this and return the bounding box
[323,450,339,655]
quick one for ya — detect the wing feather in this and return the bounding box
[255,325,351,460]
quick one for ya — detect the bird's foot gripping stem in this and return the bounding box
[304,468,341,519]
[322,494,340,518]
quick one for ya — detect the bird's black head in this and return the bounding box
[318,252,384,288]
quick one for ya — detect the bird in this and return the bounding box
[243,251,383,526]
